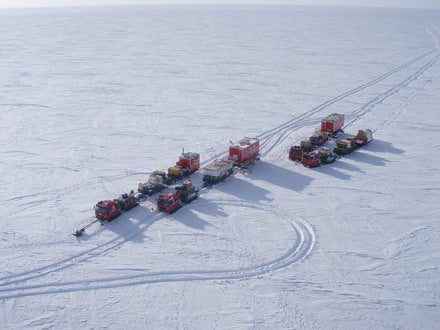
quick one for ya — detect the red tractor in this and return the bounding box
[289,140,313,161]
[301,151,321,168]
[289,145,303,161]
[94,200,121,222]
[157,180,199,214]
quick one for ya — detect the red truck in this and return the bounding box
[229,137,260,167]
[289,140,313,161]
[301,148,337,168]
[157,180,199,214]
[320,113,345,136]
[301,151,321,168]
[94,200,121,222]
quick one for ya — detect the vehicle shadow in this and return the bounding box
[350,150,390,166]
[102,204,158,243]
[315,162,353,180]
[315,158,365,180]
[169,199,216,231]
[368,139,404,155]
[215,175,273,202]
[191,197,229,218]
[251,161,313,192]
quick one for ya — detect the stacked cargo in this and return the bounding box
[202,158,235,186]
[138,171,168,196]
[310,130,329,146]
[115,191,139,211]
[334,129,373,155]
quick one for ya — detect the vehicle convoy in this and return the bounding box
[289,139,313,161]
[320,113,345,136]
[157,180,199,213]
[76,120,373,237]
[203,158,235,186]
[229,137,260,167]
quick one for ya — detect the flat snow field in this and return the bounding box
[0,5,440,329]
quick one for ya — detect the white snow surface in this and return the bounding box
[1,5,440,329]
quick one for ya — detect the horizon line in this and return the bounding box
[0,3,439,11]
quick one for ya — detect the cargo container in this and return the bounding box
[321,113,345,135]
[176,152,200,172]
[229,137,260,166]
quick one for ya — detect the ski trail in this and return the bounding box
[373,61,440,134]
[256,49,438,155]
[0,201,315,299]
[424,17,440,50]
[0,48,437,291]
[344,53,440,131]
[263,51,440,160]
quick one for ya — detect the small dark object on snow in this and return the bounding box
[73,228,85,237]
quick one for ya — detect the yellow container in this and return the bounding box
[168,166,182,176]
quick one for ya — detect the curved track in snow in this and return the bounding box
[0,200,315,299]
[0,45,439,298]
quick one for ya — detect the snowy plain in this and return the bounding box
[0,4,440,329]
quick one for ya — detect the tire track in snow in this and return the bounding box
[199,48,437,165]
[0,200,315,299]
[256,49,438,157]
[343,52,440,131]
[0,48,437,292]
[424,17,440,50]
